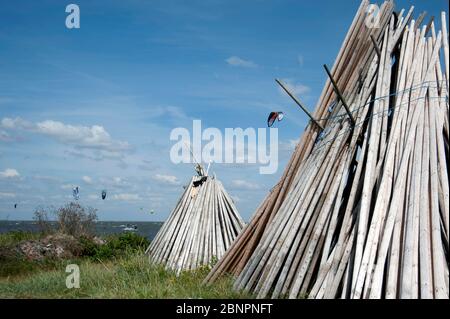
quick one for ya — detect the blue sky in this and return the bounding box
[0,0,448,221]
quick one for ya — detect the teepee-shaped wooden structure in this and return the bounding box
[146,166,245,274]
[206,1,449,299]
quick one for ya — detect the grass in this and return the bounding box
[0,251,252,299]
[0,231,253,299]
[0,231,65,278]
[0,231,41,246]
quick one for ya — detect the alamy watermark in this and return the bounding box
[170,120,279,175]
[66,264,80,288]
[365,4,380,29]
[65,4,80,29]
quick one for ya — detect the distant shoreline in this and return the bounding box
[0,220,163,241]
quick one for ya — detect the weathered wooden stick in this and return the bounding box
[323,64,356,126]
[275,78,324,130]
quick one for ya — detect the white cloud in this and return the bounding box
[113,177,123,184]
[165,106,188,119]
[0,130,12,142]
[61,184,74,190]
[33,175,60,182]
[297,54,304,66]
[36,120,131,151]
[96,176,131,190]
[231,179,260,190]
[0,192,16,198]
[112,193,141,201]
[230,195,241,203]
[153,174,180,186]
[225,56,258,68]
[1,117,33,130]
[113,177,130,187]
[65,149,126,164]
[82,175,93,184]
[0,168,20,178]
[279,79,311,96]
[280,139,299,152]
[1,117,131,153]
[141,106,191,124]
[288,139,299,149]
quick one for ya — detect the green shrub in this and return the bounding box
[0,249,65,278]
[78,236,99,257]
[0,255,37,277]
[106,232,150,252]
[0,231,41,247]
[0,231,150,278]
[80,233,150,261]
[91,242,115,260]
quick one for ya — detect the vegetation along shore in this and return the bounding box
[0,203,251,299]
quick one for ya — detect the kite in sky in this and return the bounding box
[267,111,284,127]
[72,186,80,200]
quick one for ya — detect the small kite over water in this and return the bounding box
[72,186,80,200]
[101,190,107,200]
[267,111,284,127]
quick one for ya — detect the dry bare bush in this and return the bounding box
[33,206,54,234]
[33,202,98,238]
[55,202,98,238]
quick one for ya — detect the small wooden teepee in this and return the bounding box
[146,166,245,274]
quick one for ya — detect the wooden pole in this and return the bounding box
[275,78,324,130]
[370,34,382,58]
[323,64,356,126]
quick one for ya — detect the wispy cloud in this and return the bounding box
[152,174,180,186]
[33,175,61,182]
[1,117,132,153]
[64,149,126,164]
[231,179,260,190]
[164,106,189,119]
[82,175,93,184]
[113,177,125,185]
[0,130,13,142]
[111,177,132,188]
[230,195,241,203]
[225,56,258,68]
[112,193,141,201]
[0,192,16,198]
[97,176,131,190]
[142,106,191,122]
[297,54,304,66]
[280,139,299,152]
[0,168,20,179]
[278,79,311,96]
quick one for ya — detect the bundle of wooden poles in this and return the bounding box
[146,173,245,274]
[206,0,449,299]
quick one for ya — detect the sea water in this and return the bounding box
[0,220,163,240]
